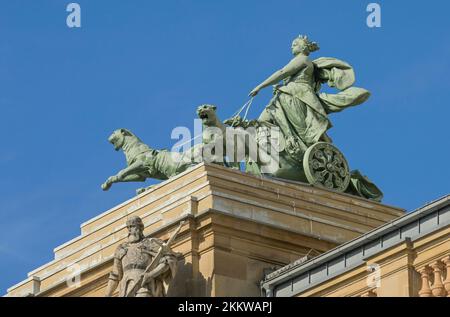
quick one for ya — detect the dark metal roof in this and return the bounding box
[261,194,450,297]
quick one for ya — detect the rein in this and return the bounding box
[229,97,254,126]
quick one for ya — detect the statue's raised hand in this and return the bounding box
[249,86,260,97]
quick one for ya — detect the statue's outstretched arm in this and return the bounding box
[250,56,307,96]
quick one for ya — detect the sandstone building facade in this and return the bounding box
[7,163,445,297]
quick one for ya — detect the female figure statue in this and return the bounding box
[246,35,382,201]
[249,35,370,160]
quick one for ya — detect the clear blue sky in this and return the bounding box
[0,0,449,294]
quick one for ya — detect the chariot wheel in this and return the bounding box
[303,142,350,192]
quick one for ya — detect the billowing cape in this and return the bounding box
[312,57,371,113]
[349,170,383,202]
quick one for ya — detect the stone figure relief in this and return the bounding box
[105,216,183,297]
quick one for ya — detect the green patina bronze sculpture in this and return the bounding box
[243,34,382,201]
[102,35,383,202]
[249,35,370,154]
[101,128,196,192]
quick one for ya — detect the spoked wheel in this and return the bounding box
[303,142,350,192]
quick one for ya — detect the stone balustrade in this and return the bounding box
[418,255,450,297]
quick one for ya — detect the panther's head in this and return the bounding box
[108,128,133,151]
[197,104,218,126]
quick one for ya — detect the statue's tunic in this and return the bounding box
[259,57,370,158]
[111,237,177,297]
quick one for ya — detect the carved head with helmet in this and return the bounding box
[126,215,145,243]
